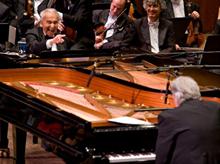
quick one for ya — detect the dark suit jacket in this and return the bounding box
[133,17,175,52]
[214,20,220,34]
[93,9,136,50]
[26,27,71,55]
[0,0,17,24]
[164,0,200,19]
[156,99,220,164]
[57,0,95,50]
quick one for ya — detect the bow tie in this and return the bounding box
[148,21,159,28]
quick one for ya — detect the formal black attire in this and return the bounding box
[156,99,220,164]
[17,0,58,38]
[56,0,95,50]
[133,17,175,52]
[214,20,220,34]
[0,0,17,152]
[163,0,203,47]
[26,27,71,54]
[164,0,200,19]
[93,9,136,50]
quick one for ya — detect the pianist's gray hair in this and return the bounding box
[143,0,167,10]
[40,8,61,21]
[170,76,201,105]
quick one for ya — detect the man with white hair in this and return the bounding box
[155,76,220,164]
[26,8,71,54]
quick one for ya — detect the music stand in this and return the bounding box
[200,35,220,65]
[0,23,9,44]
[169,17,191,45]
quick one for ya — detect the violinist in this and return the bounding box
[93,0,136,50]
[55,0,95,50]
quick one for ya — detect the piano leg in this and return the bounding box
[13,126,27,164]
[0,120,9,157]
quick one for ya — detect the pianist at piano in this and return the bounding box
[155,76,220,164]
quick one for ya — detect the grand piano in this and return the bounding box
[0,50,219,164]
[0,67,163,164]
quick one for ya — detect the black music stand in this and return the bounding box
[0,23,9,45]
[170,17,191,46]
[200,35,220,65]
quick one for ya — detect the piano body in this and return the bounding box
[0,67,163,164]
[1,50,219,164]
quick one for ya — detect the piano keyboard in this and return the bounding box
[106,152,156,163]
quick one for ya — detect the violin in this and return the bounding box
[63,26,77,41]
[94,8,127,44]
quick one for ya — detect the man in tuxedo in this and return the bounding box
[55,0,95,50]
[93,0,136,50]
[214,6,220,34]
[133,0,176,53]
[155,76,220,164]
[164,0,204,47]
[17,0,59,37]
[26,8,71,54]
[164,0,200,19]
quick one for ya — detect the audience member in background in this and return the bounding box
[26,8,71,55]
[132,0,176,53]
[214,6,220,34]
[164,0,205,48]
[155,76,220,164]
[93,0,135,50]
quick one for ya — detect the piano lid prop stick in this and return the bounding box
[40,92,110,119]
[84,93,112,118]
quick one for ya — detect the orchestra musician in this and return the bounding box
[155,76,220,164]
[26,8,72,54]
[17,0,60,38]
[93,0,136,50]
[164,0,205,48]
[55,0,95,50]
[214,6,220,34]
[132,0,176,53]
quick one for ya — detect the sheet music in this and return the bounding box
[108,116,152,125]
[8,25,16,45]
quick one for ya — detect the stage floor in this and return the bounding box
[0,124,65,164]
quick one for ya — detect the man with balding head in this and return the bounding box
[26,8,71,54]
[93,0,135,50]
